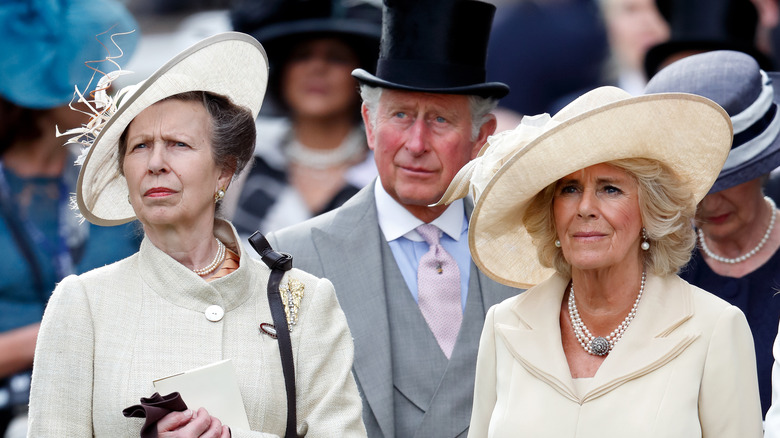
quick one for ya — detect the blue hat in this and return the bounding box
[0,0,139,109]
[645,50,780,193]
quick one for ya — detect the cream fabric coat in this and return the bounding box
[468,273,762,438]
[27,220,365,438]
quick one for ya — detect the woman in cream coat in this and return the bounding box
[436,86,762,436]
[27,33,365,437]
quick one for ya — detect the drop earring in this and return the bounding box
[641,227,650,251]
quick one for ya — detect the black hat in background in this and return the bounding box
[352,0,509,99]
[644,0,774,79]
[230,0,381,115]
[231,0,381,72]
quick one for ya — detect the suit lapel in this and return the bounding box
[311,184,395,438]
[497,273,700,403]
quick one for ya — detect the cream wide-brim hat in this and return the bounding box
[75,32,269,226]
[438,86,733,289]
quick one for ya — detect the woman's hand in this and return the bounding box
[157,407,230,438]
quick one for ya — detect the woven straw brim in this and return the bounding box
[76,32,268,226]
[470,92,732,289]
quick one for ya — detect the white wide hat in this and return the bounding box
[437,86,733,288]
[73,32,268,226]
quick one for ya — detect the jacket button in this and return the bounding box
[205,305,224,322]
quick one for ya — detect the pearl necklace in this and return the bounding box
[192,238,225,277]
[698,196,776,264]
[285,128,365,169]
[568,271,646,356]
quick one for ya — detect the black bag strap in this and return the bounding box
[248,231,297,438]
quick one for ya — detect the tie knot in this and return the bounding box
[417,224,442,246]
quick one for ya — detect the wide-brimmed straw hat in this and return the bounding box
[437,86,732,288]
[74,32,268,226]
[645,50,780,193]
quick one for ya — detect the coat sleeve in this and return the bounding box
[288,276,366,438]
[764,318,780,438]
[698,305,763,437]
[27,275,95,437]
[468,305,499,438]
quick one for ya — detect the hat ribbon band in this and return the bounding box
[723,103,780,171]
[375,59,486,88]
[732,70,774,133]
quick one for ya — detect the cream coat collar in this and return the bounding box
[137,219,256,312]
[496,273,700,404]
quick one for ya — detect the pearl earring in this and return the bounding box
[555,239,561,248]
[641,227,650,251]
[214,188,225,203]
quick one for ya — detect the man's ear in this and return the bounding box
[471,114,497,159]
[362,103,376,151]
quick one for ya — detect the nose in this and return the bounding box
[404,117,428,156]
[577,189,598,219]
[147,143,168,175]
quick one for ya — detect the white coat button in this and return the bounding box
[205,305,224,322]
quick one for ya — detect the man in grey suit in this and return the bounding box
[268,1,521,436]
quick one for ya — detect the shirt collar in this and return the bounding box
[374,178,465,243]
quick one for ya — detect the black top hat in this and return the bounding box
[352,0,509,99]
[644,0,774,78]
[231,0,382,73]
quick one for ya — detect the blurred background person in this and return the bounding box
[643,0,774,78]
[0,1,141,436]
[646,50,780,418]
[228,0,381,237]
[485,0,609,124]
[598,0,670,95]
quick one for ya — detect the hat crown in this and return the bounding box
[352,0,509,98]
[379,0,492,68]
[645,50,762,117]
[552,86,632,122]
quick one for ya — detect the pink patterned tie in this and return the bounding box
[416,224,462,359]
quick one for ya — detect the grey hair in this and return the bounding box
[359,84,497,141]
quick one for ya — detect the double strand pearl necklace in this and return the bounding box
[568,271,646,356]
[698,196,776,264]
[192,238,226,277]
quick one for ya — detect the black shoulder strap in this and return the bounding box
[248,231,297,438]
